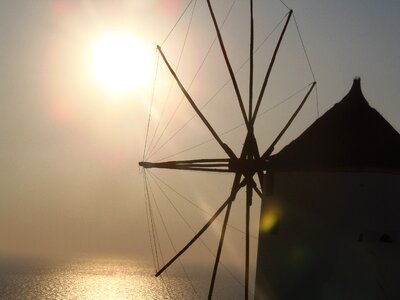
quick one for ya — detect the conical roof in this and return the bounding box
[268,78,400,171]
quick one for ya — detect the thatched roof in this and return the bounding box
[268,78,400,171]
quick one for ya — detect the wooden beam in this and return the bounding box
[157,45,237,160]
[252,10,293,125]
[139,159,232,173]
[249,0,255,121]
[155,175,246,277]
[208,199,234,299]
[245,183,252,300]
[206,0,249,127]
[262,81,316,159]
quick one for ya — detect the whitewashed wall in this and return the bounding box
[255,171,400,300]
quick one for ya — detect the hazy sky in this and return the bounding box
[0,0,399,269]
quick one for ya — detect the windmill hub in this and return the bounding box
[228,158,266,177]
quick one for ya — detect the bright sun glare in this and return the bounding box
[92,33,152,93]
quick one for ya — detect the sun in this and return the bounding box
[92,33,152,93]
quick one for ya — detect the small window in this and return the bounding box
[358,231,396,243]
[379,233,393,243]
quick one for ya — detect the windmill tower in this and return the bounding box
[255,78,400,299]
[140,1,316,299]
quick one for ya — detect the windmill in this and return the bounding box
[140,0,316,298]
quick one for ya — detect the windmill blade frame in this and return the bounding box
[140,0,317,298]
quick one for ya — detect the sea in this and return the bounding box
[0,258,245,299]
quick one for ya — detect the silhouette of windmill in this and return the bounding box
[140,1,315,299]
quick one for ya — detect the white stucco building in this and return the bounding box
[255,78,400,300]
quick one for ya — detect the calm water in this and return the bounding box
[0,258,244,299]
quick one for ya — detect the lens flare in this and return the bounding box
[260,206,281,233]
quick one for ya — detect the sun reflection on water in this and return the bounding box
[70,270,141,299]
[0,258,244,299]
[64,260,167,299]
[0,259,179,300]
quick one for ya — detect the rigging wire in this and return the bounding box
[144,172,160,270]
[143,51,160,161]
[176,0,198,71]
[278,0,290,11]
[145,76,172,160]
[146,0,199,159]
[149,170,256,239]
[149,180,197,298]
[157,82,313,161]
[159,274,173,299]
[293,15,315,82]
[147,12,288,160]
[146,0,198,160]
[144,172,175,298]
[148,171,202,235]
[143,173,157,272]
[258,83,314,118]
[146,175,200,299]
[161,0,196,47]
[143,172,159,272]
[146,0,238,160]
[147,171,246,289]
[315,84,320,117]
[293,14,320,117]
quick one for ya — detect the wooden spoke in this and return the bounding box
[139,158,232,173]
[252,10,293,125]
[207,173,242,299]
[155,176,246,277]
[245,183,252,300]
[249,0,255,121]
[157,46,237,160]
[249,178,263,198]
[206,0,249,127]
[262,81,316,159]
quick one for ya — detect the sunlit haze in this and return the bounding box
[0,0,399,286]
[92,33,152,94]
